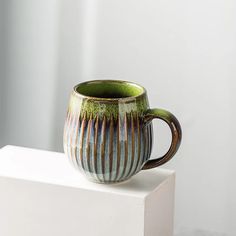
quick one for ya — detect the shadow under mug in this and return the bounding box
[64,80,182,183]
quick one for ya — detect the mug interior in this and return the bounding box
[75,80,144,99]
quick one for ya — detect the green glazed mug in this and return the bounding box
[64,80,182,183]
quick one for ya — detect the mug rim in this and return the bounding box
[73,80,147,102]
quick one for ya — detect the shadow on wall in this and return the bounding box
[0,0,4,147]
[0,0,86,151]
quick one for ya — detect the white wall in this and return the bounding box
[90,1,236,235]
[1,0,236,235]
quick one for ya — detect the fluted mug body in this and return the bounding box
[64,80,182,183]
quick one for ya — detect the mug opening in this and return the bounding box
[74,80,145,100]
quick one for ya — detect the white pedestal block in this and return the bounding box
[0,145,175,236]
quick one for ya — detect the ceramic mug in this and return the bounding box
[64,80,182,183]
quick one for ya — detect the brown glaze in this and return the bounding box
[142,109,182,170]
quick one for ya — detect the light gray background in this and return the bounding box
[0,0,236,235]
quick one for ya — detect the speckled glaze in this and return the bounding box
[64,80,182,183]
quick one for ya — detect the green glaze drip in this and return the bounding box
[69,92,149,120]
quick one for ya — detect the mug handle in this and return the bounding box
[142,108,182,170]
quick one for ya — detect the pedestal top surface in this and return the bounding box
[0,145,174,198]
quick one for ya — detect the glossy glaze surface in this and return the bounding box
[64,80,153,183]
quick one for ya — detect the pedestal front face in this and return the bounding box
[0,146,175,236]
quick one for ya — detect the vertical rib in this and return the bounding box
[126,112,135,178]
[101,115,106,182]
[114,116,120,181]
[69,112,75,164]
[93,115,100,181]
[135,114,142,173]
[79,112,87,170]
[137,114,141,172]
[73,113,81,169]
[86,114,92,175]
[69,113,77,167]
[108,114,114,181]
[121,113,128,180]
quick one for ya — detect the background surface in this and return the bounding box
[0,0,236,235]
